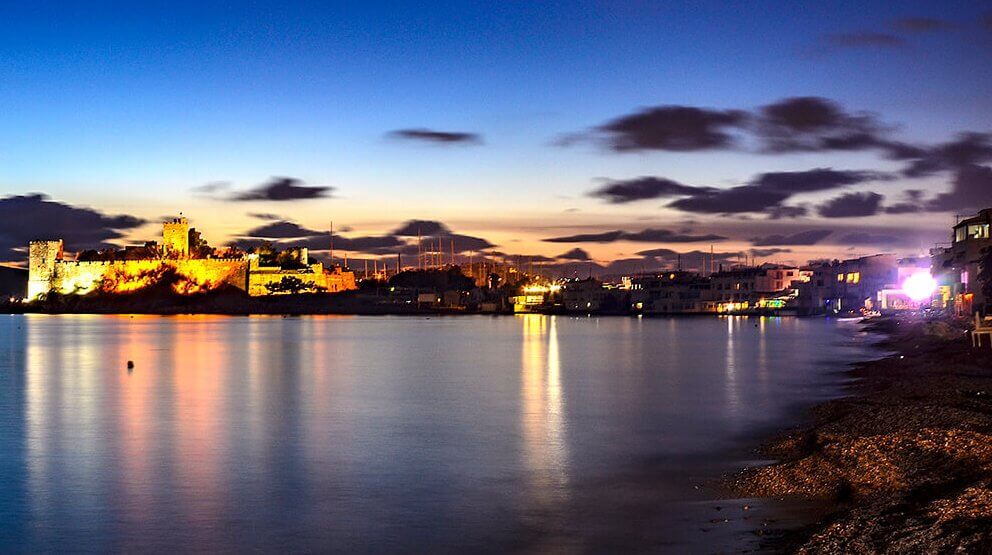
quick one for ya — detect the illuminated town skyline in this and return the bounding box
[2,2,991,268]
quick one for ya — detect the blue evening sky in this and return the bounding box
[1,1,990,261]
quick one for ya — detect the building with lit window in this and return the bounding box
[630,272,715,314]
[796,254,899,315]
[561,278,610,312]
[931,208,992,314]
[708,266,810,313]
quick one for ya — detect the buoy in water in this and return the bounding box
[127,360,135,369]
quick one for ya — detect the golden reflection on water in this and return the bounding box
[520,315,568,505]
[724,316,739,416]
[170,317,227,537]
[117,316,155,525]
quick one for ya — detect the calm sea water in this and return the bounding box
[0,314,875,553]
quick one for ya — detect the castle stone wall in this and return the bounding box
[28,240,64,301]
[29,258,250,299]
[246,262,357,296]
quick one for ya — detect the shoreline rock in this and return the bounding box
[729,315,992,552]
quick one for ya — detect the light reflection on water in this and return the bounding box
[521,315,569,514]
[0,314,875,552]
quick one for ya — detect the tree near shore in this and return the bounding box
[264,275,324,295]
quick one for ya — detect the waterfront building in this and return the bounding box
[509,283,560,313]
[630,272,715,314]
[561,278,609,312]
[796,254,899,315]
[930,208,992,314]
[708,266,810,312]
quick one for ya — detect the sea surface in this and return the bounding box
[0,314,877,553]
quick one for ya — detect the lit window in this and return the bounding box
[837,274,844,282]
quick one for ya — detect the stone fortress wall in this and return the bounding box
[247,257,357,296]
[27,217,356,300]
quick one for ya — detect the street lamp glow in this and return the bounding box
[902,271,937,302]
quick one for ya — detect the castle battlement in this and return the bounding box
[25,216,356,300]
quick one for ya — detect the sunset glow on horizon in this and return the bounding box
[2,2,990,272]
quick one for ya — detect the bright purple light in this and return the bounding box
[902,271,936,302]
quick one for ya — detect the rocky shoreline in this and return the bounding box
[730,315,992,552]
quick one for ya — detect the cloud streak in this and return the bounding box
[817,192,884,218]
[0,194,146,259]
[749,229,833,246]
[387,128,482,145]
[543,228,726,243]
[231,177,333,201]
[587,167,889,217]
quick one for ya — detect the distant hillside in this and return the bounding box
[0,265,28,299]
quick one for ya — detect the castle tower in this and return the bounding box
[27,240,63,300]
[162,217,190,258]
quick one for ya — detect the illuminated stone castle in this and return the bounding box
[27,217,356,300]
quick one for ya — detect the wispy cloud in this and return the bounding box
[387,128,482,145]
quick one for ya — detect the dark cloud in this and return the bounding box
[765,205,808,219]
[443,233,496,253]
[232,177,332,201]
[755,97,890,153]
[825,32,906,48]
[243,221,321,239]
[233,224,406,255]
[600,258,667,275]
[927,164,992,212]
[543,231,624,243]
[248,212,284,221]
[588,167,888,216]
[624,229,726,242]
[901,133,992,177]
[192,181,230,194]
[749,247,792,257]
[544,228,725,244]
[894,17,955,32]
[589,177,710,203]
[883,203,922,214]
[668,187,791,214]
[0,194,146,259]
[837,232,905,247]
[590,105,748,152]
[750,229,833,246]
[387,128,482,145]
[569,95,988,175]
[636,248,740,262]
[751,168,890,192]
[231,217,495,257]
[884,190,925,214]
[328,235,407,253]
[817,192,884,218]
[558,248,591,261]
[392,220,451,236]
